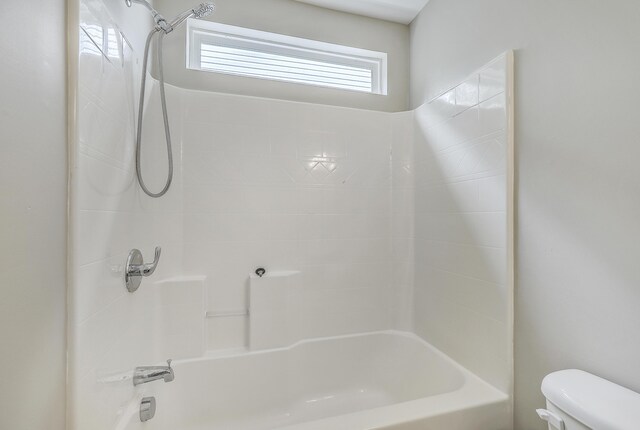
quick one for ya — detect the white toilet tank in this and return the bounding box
[538,369,640,430]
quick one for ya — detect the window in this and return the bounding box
[187,20,387,95]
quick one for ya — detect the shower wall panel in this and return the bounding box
[412,53,513,393]
[69,1,185,429]
[391,112,415,330]
[178,89,413,350]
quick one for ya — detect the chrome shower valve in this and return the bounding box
[125,247,161,292]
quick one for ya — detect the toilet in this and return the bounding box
[538,369,640,430]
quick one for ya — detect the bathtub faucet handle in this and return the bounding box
[143,247,162,277]
[125,247,162,293]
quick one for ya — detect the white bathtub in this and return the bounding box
[125,331,510,430]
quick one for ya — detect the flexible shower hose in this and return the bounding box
[135,28,173,198]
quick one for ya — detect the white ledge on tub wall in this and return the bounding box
[206,309,249,318]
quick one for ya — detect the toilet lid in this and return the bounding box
[542,369,640,430]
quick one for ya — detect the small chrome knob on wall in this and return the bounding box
[125,247,162,293]
[255,267,266,277]
[140,397,156,422]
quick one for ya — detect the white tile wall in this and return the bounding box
[70,1,187,429]
[412,53,512,393]
[391,112,415,330]
[178,89,412,350]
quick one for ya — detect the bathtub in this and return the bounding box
[124,331,510,430]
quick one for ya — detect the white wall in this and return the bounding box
[177,87,412,350]
[154,0,409,112]
[413,54,512,394]
[410,1,640,429]
[0,1,67,429]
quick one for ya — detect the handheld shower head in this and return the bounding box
[193,3,215,18]
[167,2,215,29]
[128,0,216,198]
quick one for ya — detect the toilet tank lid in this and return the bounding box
[542,369,640,430]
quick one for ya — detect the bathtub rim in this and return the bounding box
[118,330,509,430]
[150,330,510,429]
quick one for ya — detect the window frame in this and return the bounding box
[186,20,388,95]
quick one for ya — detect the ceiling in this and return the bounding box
[294,0,430,24]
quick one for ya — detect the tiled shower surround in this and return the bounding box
[70,2,186,428]
[70,3,510,428]
[413,55,512,393]
[179,91,412,349]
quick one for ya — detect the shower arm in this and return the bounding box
[126,0,215,34]
[125,0,172,33]
[168,10,196,30]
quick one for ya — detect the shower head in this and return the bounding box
[167,2,215,30]
[193,3,215,19]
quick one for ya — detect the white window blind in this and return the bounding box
[187,20,387,95]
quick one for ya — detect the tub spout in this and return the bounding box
[133,359,174,386]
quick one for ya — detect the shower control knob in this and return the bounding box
[255,268,266,278]
[125,247,162,293]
